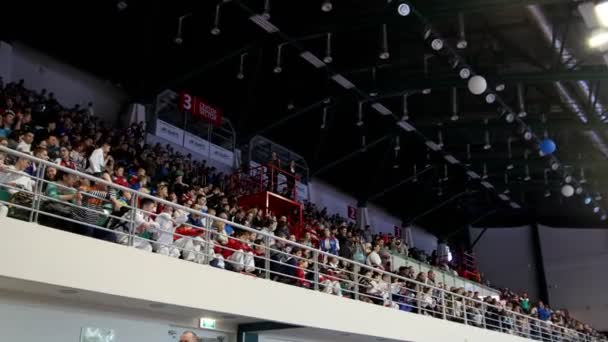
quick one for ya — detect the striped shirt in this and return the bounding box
[72,189,116,226]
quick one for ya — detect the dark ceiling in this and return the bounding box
[4,0,608,243]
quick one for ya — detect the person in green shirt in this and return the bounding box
[41,171,79,231]
[520,292,531,313]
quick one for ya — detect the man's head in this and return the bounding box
[179,331,199,342]
[59,146,70,159]
[427,270,435,281]
[34,147,48,160]
[141,198,156,213]
[60,171,77,187]
[101,142,111,153]
[20,131,34,144]
[47,135,59,147]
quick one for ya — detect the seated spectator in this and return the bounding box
[319,228,340,256]
[16,130,34,153]
[366,243,383,269]
[56,146,76,169]
[223,229,255,273]
[154,205,188,258]
[87,142,111,174]
[0,156,34,218]
[116,198,157,252]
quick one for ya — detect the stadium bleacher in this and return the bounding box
[0,79,604,341]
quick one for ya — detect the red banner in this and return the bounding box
[179,92,223,127]
[347,205,357,220]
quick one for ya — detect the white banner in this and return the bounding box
[296,181,309,202]
[210,143,234,167]
[183,132,210,156]
[155,120,183,145]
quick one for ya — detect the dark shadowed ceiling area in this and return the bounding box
[4,0,608,243]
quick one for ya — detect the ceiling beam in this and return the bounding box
[420,0,573,17]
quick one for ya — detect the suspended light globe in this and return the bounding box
[540,138,557,155]
[468,75,487,95]
[561,184,574,197]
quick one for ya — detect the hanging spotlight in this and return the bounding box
[596,192,603,201]
[506,137,514,170]
[323,33,333,64]
[320,107,328,129]
[437,127,444,148]
[601,214,607,221]
[422,88,432,95]
[544,169,551,198]
[236,53,247,80]
[579,167,587,184]
[361,135,367,151]
[505,112,515,123]
[397,1,411,16]
[262,0,271,19]
[551,161,560,171]
[517,83,527,118]
[482,163,488,180]
[485,93,496,104]
[456,13,468,49]
[523,129,533,141]
[273,43,284,74]
[576,186,583,195]
[561,184,575,197]
[459,67,471,79]
[117,0,128,11]
[524,164,531,181]
[585,196,593,205]
[379,24,390,60]
[503,173,510,194]
[287,100,295,111]
[356,101,364,126]
[211,3,222,35]
[174,13,192,45]
[431,38,444,51]
[402,94,410,121]
[450,87,459,121]
[565,175,573,184]
[594,206,601,213]
[321,0,333,12]
[369,67,379,97]
[412,164,418,182]
[495,84,506,92]
[394,136,401,151]
[483,130,492,150]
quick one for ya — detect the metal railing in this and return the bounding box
[0,146,603,342]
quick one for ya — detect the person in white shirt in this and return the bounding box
[154,205,187,258]
[366,243,383,269]
[0,157,34,217]
[16,131,34,153]
[117,198,157,252]
[87,142,111,174]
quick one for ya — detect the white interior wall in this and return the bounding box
[469,226,540,301]
[0,218,530,342]
[0,291,232,342]
[538,226,608,330]
[0,41,127,123]
[309,179,437,253]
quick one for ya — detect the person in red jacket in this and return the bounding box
[295,259,310,288]
[224,229,255,273]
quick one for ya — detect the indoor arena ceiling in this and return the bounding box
[5,0,608,241]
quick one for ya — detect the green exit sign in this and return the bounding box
[199,318,216,329]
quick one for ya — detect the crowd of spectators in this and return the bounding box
[0,78,604,341]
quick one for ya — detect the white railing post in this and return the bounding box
[441,291,446,320]
[128,194,138,247]
[264,235,271,280]
[313,250,320,291]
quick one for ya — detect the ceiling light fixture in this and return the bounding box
[379,24,390,60]
[456,13,468,49]
[321,0,333,12]
[321,107,328,129]
[589,28,608,48]
[356,101,364,126]
[174,14,192,45]
[402,94,410,121]
[431,38,444,51]
[585,196,593,205]
[117,1,128,11]
[273,43,285,74]
[323,32,333,63]
[211,3,223,35]
[236,53,247,80]
[450,87,459,121]
[262,0,271,19]
[397,1,411,17]
[595,1,608,27]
